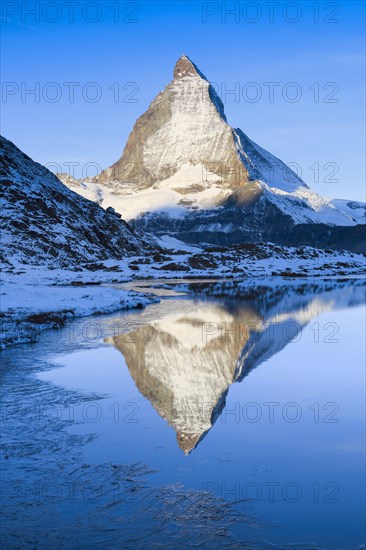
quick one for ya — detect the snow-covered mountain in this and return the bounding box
[60,55,365,253]
[2,135,364,278]
[0,136,156,268]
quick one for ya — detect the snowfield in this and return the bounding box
[59,169,366,228]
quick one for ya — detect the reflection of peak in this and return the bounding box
[109,281,366,453]
[177,432,203,455]
[110,305,258,453]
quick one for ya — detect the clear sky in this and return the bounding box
[1,0,365,200]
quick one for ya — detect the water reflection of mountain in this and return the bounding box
[109,280,366,454]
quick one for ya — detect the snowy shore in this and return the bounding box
[1,241,365,349]
[0,275,159,349]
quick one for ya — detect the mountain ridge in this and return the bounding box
[0,135,157,268]
[60,55,365,252]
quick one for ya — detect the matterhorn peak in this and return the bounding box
[173,54,208,81]
[97,55,310,193]
[90,57,365,251]
[98,55,248,188]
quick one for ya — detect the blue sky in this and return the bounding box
[1,0,365,200]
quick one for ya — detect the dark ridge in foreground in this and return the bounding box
[0,135,157,268]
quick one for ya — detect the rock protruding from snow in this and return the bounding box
[174,54,206,80]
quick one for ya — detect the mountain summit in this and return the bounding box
[173,54,206,80]
[98,54,306,192]
[63,56,366,253]
[98,54,250,189]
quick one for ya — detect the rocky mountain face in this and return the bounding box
[136,194,366,253]
[0,136,156,268]
[97,55,308,192]
[98,55,253,189]
[63,55,365,253]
